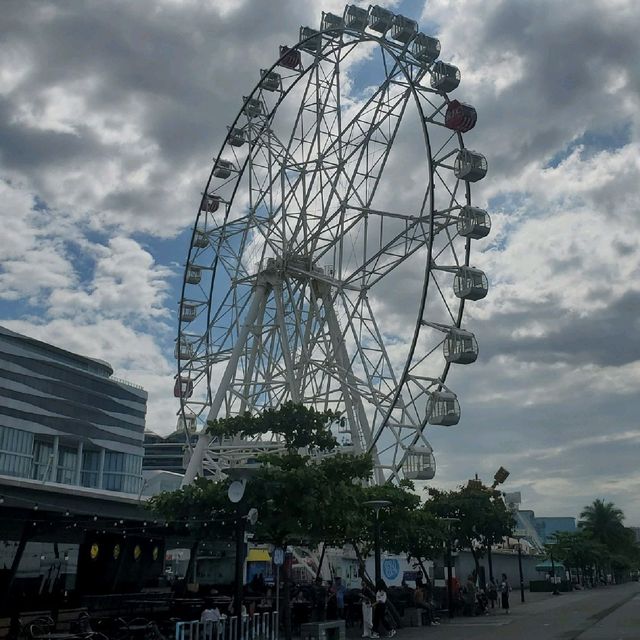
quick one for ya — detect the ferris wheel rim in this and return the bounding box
[176,16,477,478]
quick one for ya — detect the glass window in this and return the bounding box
[81,449,101,488]
[56,446,78,484]
[32,439,54,481]
[0,425,33,478]
[103,451,142,494]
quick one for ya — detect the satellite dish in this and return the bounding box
[247,508,259,526]
[227,480,246,503]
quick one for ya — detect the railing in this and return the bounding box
[176,612,278,640]
[110,375,145,391]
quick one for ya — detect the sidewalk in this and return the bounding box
[392,582,640,640]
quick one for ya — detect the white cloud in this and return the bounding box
[2,0,640,524]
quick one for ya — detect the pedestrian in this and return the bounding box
[200,600,221,640]
[334,577,347,619]
[373,581,396,637]
[463,575,476,616]
[361,594,374,638]
[487,578,498,609]
[500,573,511,614]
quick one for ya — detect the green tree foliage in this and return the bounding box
[548,500,639,584]
[425,481,515,577]
[207,402,342,452]
[578,499,626,548]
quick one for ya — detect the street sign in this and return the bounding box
[273,547,284,566]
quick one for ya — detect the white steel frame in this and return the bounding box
[177,7,487,485]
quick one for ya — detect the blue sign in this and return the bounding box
[382,558,400,581]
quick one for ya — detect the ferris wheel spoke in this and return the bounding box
[180,11,486,484]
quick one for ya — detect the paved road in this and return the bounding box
[397,582,640,640]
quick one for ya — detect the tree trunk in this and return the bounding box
[283,552,291,640]
[469,546,480,583]
[315,543,326,581]
[7,523,31,637]
[352,542,374,593]
[185,538,200,585]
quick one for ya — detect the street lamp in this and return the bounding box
[439,517,460,619]
[227,473,259,639]
[514,536,525,603]
[363,500,391,587]
[549,548,561,596]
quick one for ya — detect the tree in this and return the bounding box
[578,499,626,549]
[425,481,515,580]
[207,401,342,452]
[151,404,374,640]
[547,531,608,586]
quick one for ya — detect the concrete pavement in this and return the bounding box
[395,582,640,640]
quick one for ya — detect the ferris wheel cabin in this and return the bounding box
[299,27,321,53]
[186,265,202,285]
[430,61,461,93]
[367,6,393,33]
[403,446,436,480]
[454,150,488,182]
[173,376,193,399]
[391,15,418,43]
[174,336,194,360]
[412,33,441,64]
[243,97,263,118]
[192,229,208,248]
[278,46,301,70]
[260,70,282,92]
[181,303,198,323]
[213,159,235,179]
[322,12,345,34]
[457,206,491,239]
[444,329,479,365]
[228,128,246,147]
[200,194,221,213]
[445,100,477,133]
[428,391,461,426]
[344,5,368,31]
[453,267,489,300]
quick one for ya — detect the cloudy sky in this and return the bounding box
[1,0,639,524]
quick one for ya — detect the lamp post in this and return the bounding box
[515,537,525,603]
[440,517,460,619]
[550,548,560,596]
[363,500,391,587]
[227,474,259,640]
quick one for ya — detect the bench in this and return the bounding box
[56,608,89,632]
[300,620,346,640]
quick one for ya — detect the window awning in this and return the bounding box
[247,549,271,562]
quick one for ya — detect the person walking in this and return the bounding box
[500,573,511,614]
[487,578,498,609]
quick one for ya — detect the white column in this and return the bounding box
[273,280,300,404]
[182,279,270,486]
[98,448,105,489]
[75,441,84,486]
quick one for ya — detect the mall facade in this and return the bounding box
[0,325,147,494]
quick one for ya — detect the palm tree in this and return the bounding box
[578,499,625,549]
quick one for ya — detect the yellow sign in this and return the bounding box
[90,543,99,560]
[113,544,121,560]
[134,544,142,560]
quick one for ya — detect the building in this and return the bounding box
[534,516,577,543]
[142,428,193,475]
[0,325,147,494]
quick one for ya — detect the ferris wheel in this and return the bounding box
[176,5,490,486]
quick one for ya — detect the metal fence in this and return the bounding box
[176,612,279,640]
